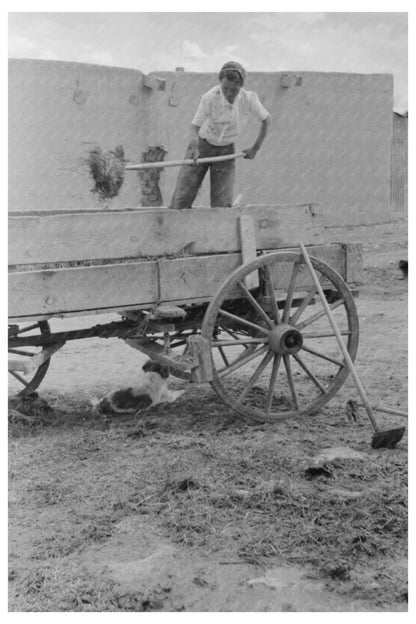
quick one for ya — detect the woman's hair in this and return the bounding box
[218,61,246,85]
[219,69,244,84]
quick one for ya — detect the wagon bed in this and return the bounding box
[8,203,362,321]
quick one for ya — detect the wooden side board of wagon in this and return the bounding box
[8,203,323,266]
[8,204,363,321]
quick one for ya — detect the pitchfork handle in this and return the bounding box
[125,152,245,171]
[299,242,380,432]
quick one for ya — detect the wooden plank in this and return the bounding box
[344,243,364,284]
[158,255,243,301]
[9,261,158,318]
[8,204,323,265]
[9,243,348,320]
[238,215,259,289]
[8,255,241,318]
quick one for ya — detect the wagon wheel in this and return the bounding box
[201,251,359,423]
[8,321,51,397]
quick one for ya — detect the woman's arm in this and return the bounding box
[243,116,270,159]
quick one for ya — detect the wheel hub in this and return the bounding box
[268,323,303,354]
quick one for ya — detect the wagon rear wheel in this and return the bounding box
[8,321,51,397]
[201,251,359,423]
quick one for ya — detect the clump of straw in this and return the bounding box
[87,145,125,200]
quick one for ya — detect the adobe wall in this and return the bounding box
[9,59,147,211]
[151,70,393,226]
[9,59,394,225]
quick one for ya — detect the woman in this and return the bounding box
[170,61,270,209]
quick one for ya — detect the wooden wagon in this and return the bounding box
[8,203,363,423]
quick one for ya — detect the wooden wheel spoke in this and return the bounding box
[296,298,345,330]
[9,370,30,386]
[8,348,36,357]
[218,345,269,379]
[220,327,255,349]
[264,265,281,324]
[8,320,51,398]
[265,354,282,413]
[289,288,316,325]
[301,345,345,367]
[218,309,270,335]
[283,354,299,409]
[302,330,351,339]
[217,346,230,367]
[221,327,246,340]
[292,354,327,394]
[290,273,327,325]
[223,344,260,371]
[238,350,274,403]
[212,338,266,347]
[237,281,274,329]
[282,261,301,322]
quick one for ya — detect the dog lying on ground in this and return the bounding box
[91,359,185,416]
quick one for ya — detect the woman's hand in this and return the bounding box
[242,147,259,159]
[189,142,200,164]
[189,128,200,164]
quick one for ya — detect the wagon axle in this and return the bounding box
[8,319,141,348]
[268,324,303,355]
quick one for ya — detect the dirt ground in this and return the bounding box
[8,217,408,612]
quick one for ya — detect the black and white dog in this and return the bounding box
[91,359,185,416]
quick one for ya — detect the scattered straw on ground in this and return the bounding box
[9,399,408,610]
